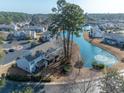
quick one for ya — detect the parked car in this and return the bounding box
[9,49,15,52]
[8,41,12,44]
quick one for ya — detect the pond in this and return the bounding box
[73,32,118,68]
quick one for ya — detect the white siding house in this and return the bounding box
[22,26,47,33]
[83,25,92,31]
[103,32,124,47]
[89,25,103,38]
[7,31,37,41]
[16,37,62,73]
[26,31,36,39]
[16,51,47,73]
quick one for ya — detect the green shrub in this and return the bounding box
[12,87,33,93]
[92,61,105,70]
[6,75,29,82]
[62,64,72,74]
[0,37,4,44]
[0,40,3,44]
[0,48,5,59]
[92,61,97,68]
[41,77,51,82]
[1,73,5,78]
[6,74,51,82]
[0,78,5,88]
[11,64,17,68]
[30,41,39,48]
[27,36,32,40]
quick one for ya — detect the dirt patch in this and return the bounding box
[48,43,102,82]
[0,61,27,77]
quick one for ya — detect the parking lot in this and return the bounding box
[0,40,31,65]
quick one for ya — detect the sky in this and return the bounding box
[0,0,124,14]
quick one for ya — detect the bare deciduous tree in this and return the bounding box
[60,68,98,93]
[100,68,124,93]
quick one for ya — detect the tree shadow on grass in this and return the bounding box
[6,65,28,76]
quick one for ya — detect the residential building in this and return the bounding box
[21,26,47,33]
[16,38,62,73]
[83,24,92,31]
[26,31,36,39]
[16,51,47,73]
[103,32,124,48]
[7,31,36,41]
[39,32,52,43]
[0,24,15,31]
[89,25,104,38]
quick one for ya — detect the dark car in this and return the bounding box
[8,41,12,44]
[9,49,15,52]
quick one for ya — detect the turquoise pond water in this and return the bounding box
[73,32,118,68]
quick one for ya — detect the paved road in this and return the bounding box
[0,41,31,65]
[0,50,30,65]
[45,80,101,93]
[0,80,101,93]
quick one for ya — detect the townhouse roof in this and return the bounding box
[25,51,44,62]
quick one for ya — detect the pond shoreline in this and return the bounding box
[83,32,124,71]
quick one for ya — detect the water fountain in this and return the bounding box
[94,54,117,65]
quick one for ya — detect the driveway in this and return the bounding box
[0,50,30,65]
